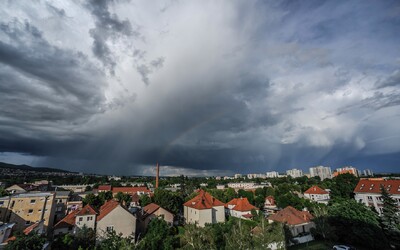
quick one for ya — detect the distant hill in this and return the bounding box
[0,161,71,173]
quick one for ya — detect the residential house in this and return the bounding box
[75,204,97,230]
[354,178,400,215]
[5,184,37,194]
[96,200,137,239]
[0,222,15,245]
[226,197,259,219]
[268,206,315,237]
[53,209,79,236]
[303,186,330,204]
[0,192,56,235]
[141,203,174,230]
[112,187,151,196]
[264,196,279,214]
[54,191,71,222]
[183,190,225,227]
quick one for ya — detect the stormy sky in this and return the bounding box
[0,0,400,176]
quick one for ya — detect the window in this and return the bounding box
[79,217,83,222]
[30,199,36,204]
[25,221,31,225]
[87,216,92,221]
[106,226,114,232]
[367,196,373,202]
[0,201,4,206]
[28,209,33,214]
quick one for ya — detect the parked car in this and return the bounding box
[333,245,356,250]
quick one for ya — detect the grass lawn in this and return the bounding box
[288,240,369,250]
[288,240,331,250]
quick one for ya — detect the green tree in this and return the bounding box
[328,173,358,199]
[153,189,183,214]
[97,230,134,250]
[139,194,152,207]
[328,199,388,249]
[5,232,46,250]
[380,185,400,248]
[137,218,178,250]
[311,205,334,240]
[0,188,9,197]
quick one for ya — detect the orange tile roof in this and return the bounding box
[265,196,276,205]
[112,187,151,194]
[54,210,79,229]
[304,186,329,195]
[98,185,112,191]
[183,190,225,210]
[76,204,97,216]
[226,197,259,211]
[23,221,42,234]
[97,200,120,221]
[143,203,160,215]
[354,179,400,195]
[268,206,313,225]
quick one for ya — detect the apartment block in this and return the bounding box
[309,166,332,180]
[0,192,56,235]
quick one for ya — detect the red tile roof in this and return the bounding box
[112,187,151,194]
[183,190,225,210]
[97,200,120,221]
[242,213,254,218]
[304,186,329,195]
[98,185,112,191]
[268,206,313,225]
[143,203,160,215]
[76,204,97,216]
[54,210,79,229]
[131,193,140,202]
[226,197,259,211]
[23,220,42,234]
[354,179,400,195]
[265,196,276,205]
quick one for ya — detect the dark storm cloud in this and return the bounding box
[1,0,400,175]
[86,0,138,74]
[0,19,106,152]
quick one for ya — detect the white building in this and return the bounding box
[234,174,243,179]
[183,190,225,227]
[227,182,270,190]
[354,179,400,215]
[247,173,266,179]
[303,186,330,204]
[266,171,279,178]
[226,197,259,219]
[309,166,332,180]
[363,169,374,176]
[286,169,303,178]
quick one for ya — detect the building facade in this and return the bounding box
[266,171,279,178]
[0,192,56,235]
[226,197,259,219]
[333,166,359,177]
[268,206,315,237]
[303,186,330,204]
[183,190,225,227]
[309,166,332,180]
[354,179,400,215]
[286,169,303,178]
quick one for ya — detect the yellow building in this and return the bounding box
[0,192,56,235]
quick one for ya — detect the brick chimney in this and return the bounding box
[156,162,160,189]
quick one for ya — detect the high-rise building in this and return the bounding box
[333,166,358,177]
[286,169,303,178]
[309,166,332,180]
[234,174,243,179]
[266,171,279,178]
[363,169,374,176]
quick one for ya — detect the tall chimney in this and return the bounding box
[156,162,160,189]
